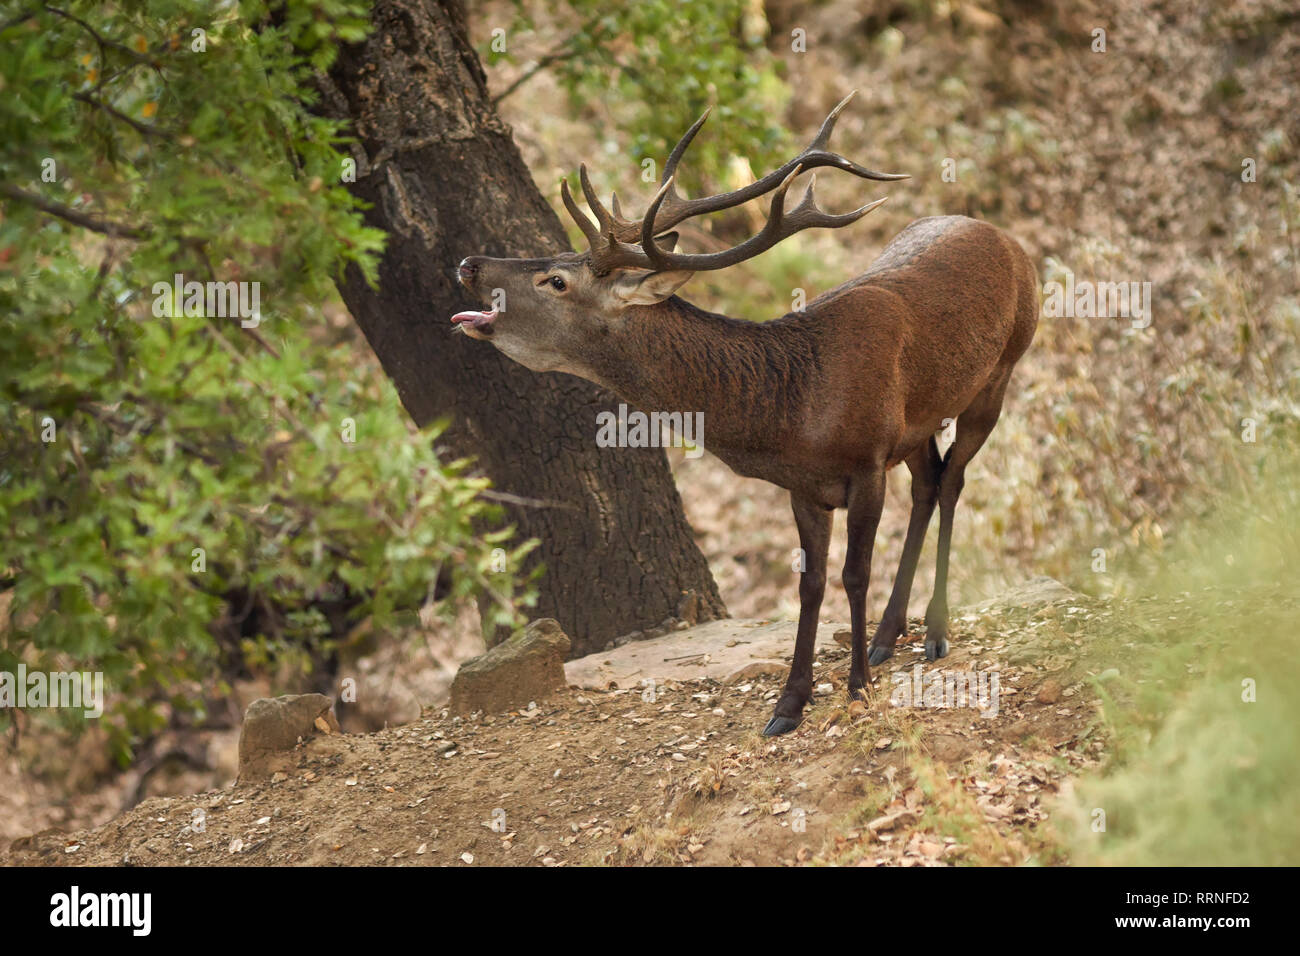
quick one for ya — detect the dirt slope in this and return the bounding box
[3,585,1121,867]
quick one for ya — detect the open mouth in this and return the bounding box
[450,309,497,338]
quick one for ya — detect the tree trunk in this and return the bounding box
[314,0,725,656]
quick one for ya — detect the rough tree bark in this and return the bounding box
[314,0,725,656]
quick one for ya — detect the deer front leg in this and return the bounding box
[844,467,887,699]
[763,493,832,736]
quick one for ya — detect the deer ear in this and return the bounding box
[613,269,694,306]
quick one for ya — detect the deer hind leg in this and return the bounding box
[867,437,943,666]
[763,492,832,736]
[843,466,888,701]
[925,377,1010,660]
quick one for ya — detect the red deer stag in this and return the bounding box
[453,93,1038,735]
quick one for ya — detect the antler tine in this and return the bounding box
[578,176,682,275]
[597,109,712,245]
[747,164,804,244]
[808,90,857,151]
[640,176,680,271]
[560,176,602,247]
[566,168,653,273]
[612,106,712,243]
[632,93,906,238]
[662,106,712,184]
[802,90,908,183]
[578,178,674,275]
[576,95,899,271]
[634,166,889,273]
[791,173,891,228]
[633,165,803,274]
[578,164,617,236]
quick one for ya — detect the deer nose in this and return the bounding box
[458,258,480,287]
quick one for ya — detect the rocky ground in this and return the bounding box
[2,579,1126,867]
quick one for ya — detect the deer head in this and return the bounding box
[453,91,905,376]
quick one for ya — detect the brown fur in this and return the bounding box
[580,216,1036,508]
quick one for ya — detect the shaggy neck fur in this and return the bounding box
[583,296,823,454]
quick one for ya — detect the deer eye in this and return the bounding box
[547,275,567,292]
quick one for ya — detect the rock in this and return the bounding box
[833,629,851,648]
[1036,679,1063,704]
[237,694,339,781]
[449,618,571,716]
[724,660,788,684]
[565,620,841,690]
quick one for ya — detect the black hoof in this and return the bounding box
[849,686,870,704]
[762,715,801,737]
[868,644,894,666]
[925,635,949,661]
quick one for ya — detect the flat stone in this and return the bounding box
[563,580,1077,691]
[565,619,844,691]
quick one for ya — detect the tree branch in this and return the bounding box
[43,4,161,69]
[72,91,166,139]
[2,186,284,363]
[0,181,148,239]
[491,21,608,105]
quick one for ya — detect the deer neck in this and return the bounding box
[581,296,818,454]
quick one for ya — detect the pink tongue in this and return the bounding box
[451,309,497,327]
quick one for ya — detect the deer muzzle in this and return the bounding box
[451,308,497,338]
[453,257,497,338]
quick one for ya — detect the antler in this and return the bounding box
[562,90,905,274]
